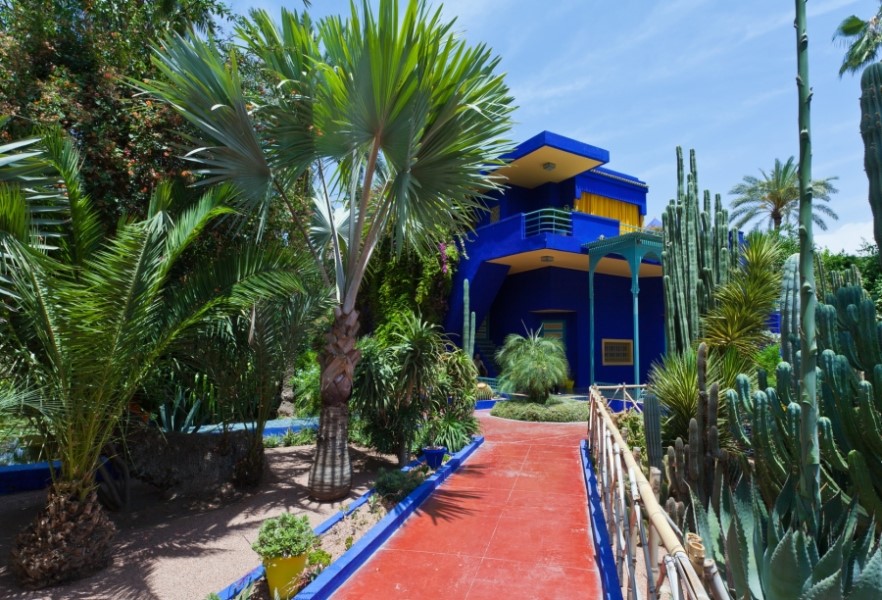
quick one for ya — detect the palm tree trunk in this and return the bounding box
[308,306,360,500]
[10,482,116,589]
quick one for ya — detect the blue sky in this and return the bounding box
[230,0,878,253]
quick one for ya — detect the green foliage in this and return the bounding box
[359,239,458,334]
[615,409,646,449]
[835,6,882,76]
[353,312,475,462]
[495,330,569,404]
[0,0,232,228]
[702,232,784,358]
[0,137,303,496]
[263,435,281,449]
[421,412,479,453]
[281,428,317,447]
[374,467,427,504]
[307,548,332,569]
[755,344,781,389]
[290,356,321,418]
[251,513,316,560]
[489,399,588,422]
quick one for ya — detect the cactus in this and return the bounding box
[860,61,882,266]
[642,392,663,472]
[462,278,475,358]
[661,148,737,355]
[780,253,800,365]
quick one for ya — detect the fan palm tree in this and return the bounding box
[0,133,303,588]
[728,157,838,231]
[834,4,882,76]
[141,0,514,499]
[495,329,569,404]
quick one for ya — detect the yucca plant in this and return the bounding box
[141,0,514,499]
[495,329,569,404]
[0,132,304,589]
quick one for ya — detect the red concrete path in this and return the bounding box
[334,412,602,599]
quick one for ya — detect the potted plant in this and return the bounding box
[252,513,316,599]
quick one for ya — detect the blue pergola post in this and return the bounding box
[582,232,664,387]
[628,257,641,386]
[588,263,597,384]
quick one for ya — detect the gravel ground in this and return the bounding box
[0,445,397,600]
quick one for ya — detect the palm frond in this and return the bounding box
[141,32,273,235]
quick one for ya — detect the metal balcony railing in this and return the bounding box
[588,386,725,600]
[523,208,572,237]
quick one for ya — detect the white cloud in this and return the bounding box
[815,220,875,253]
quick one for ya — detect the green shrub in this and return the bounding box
[263,435,282,449]
[421,412,479,453]
[615,409,645,448]
[489,399,588,422]
[754,343,781,388]
[290,355,321,417]
[374,467,427,503]
[251,513,316,559]
[282,428,317,446]
[495,330,569,403]
[307,548,332,569]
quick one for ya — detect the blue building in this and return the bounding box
[444,131,666,387]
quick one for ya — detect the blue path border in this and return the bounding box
[581,439,623,600]
[215,436,485,600]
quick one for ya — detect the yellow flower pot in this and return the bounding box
[263,553,308,599]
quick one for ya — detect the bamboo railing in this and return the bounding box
[588,386,723,600]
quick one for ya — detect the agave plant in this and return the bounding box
[694,476,882,600]
[0,131,303,588]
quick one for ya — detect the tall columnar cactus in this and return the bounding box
[780,253,800,365]
[860,61,882,266]
[795,0,821,525]
[462,278,475,357]
[661,148,737,354]
[642,392,663,472]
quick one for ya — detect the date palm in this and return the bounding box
[728,157,838,231]
[834,4,882,76]
[142,0,514,499]
[0,133,302,588]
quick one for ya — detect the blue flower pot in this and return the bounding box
[422,446,447,470]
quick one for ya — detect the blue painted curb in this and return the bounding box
[216,437,484,600]
[581,439,623,600]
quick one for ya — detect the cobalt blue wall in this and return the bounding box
[487,267,665,386]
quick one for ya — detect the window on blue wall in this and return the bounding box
[602,339,633,366]
[540,320,566,346]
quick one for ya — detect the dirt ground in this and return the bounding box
[0,445,397,600]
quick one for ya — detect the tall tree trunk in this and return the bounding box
[308,307,360,500]
[795,0,821,530]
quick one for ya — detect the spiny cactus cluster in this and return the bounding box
[661,147,738,355]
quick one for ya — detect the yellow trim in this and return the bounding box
[574,192,643,234]
[602,338,634,366]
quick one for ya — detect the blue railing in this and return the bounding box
[523,208,572,237]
